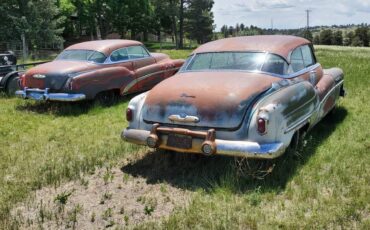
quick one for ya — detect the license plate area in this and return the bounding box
[167,134,192,149]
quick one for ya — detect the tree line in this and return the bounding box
[313,27,369,46]
[219,23,370,47]
[0,0,214,49]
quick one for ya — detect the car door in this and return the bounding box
[289,45,323,86]
[106,47,139,93]
[127,46,163,91]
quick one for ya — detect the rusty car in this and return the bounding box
[121,35,345,159]
[15,40,184,102]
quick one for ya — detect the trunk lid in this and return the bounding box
[142,71,279,129]
[24,60,99,90]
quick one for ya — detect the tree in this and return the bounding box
[343,31,354,46]
[320,29,333,45]
[228,26,234,36]
[185,0,214,44]
[354,27,369,47]
[240,23,245,31]
[0,0,65,47]
[301,30,313,41]
[351,36,363,46]
[313,35,320,44]
[220,25,228,38]
[332,31,343,45]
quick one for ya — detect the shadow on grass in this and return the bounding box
[121,107,347,193]
[14,96,131,117]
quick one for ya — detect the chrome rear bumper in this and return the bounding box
[15,88,86,102]
[121,126,286,159]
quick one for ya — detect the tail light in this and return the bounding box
[126,108,133,122]
[257,118,267,135]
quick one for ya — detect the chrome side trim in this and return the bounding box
[122,67,179,94]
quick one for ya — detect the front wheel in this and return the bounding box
[95,90,119,106]
[6,76,19,96]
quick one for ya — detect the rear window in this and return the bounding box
[56,50,106,63]
[184,52,288,75]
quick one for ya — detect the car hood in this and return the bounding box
[24,60,99,90]
[142,71,280,129]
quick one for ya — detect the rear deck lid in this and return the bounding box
[142,72,279,129]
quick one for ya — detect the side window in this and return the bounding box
[127,46,150,59]
[110,48,129,62]
[289,47,305,73]
[261,54,288,75]
[301,45,315,67]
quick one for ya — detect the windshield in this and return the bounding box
[184,52,288,75]
[56,50,107,63]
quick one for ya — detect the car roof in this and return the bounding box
[65,39,143,56]
[192,35,311,61]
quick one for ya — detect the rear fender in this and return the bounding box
[247,81,319,147]
[72,66,134,99]
[315,68,344,119]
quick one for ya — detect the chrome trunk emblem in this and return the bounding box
[168,114,200,123]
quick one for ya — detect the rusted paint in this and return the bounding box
[192,35,310,61]
[143,71,279,129]
[66,39,142,56]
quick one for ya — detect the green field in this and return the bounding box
[0,46,369,229]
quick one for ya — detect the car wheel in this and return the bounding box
[95,90,119,106]
[6,76,19,96]
[286,129,306,157]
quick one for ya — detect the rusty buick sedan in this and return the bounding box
[121,35,345,159]
[16,40,184,102]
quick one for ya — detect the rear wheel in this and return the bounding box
[286,128,307,157]
[6,76,19,96]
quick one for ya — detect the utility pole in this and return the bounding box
[306,9,311,30]
[271,18,273,30]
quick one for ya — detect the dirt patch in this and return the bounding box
[11,162,192,229]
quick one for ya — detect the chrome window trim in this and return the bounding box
[180,61,321,79]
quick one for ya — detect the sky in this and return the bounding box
[213,0,370,30]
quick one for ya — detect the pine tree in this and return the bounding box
[185,0,214,44]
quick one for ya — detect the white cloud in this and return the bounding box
[214,0,370,29]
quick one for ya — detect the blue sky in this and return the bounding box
[213,0,370,30]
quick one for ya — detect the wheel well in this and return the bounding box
[5,73,19,87]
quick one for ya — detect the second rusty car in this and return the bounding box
[121,35,345,159]
[16,40,184,102]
